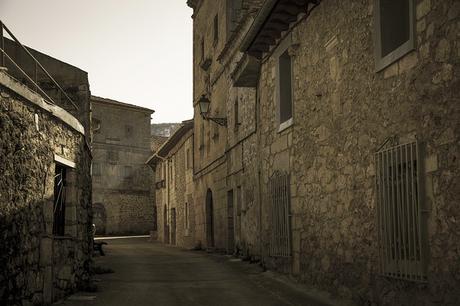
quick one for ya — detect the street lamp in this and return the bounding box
[198,95,227,127]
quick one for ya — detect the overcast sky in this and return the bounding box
[0,0,193,123]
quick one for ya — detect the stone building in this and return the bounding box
[2,38,91,135]
[0,30,92,304]
[147,120,195,248]
[91,96,155,235]
[186,0,460,305]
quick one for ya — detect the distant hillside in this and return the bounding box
[151,123,181,137]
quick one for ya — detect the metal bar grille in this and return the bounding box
[375,141,426,281]
[269,171,291,257]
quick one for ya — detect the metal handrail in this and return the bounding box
[0,20,78,110]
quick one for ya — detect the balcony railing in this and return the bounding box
[0,20,78,110]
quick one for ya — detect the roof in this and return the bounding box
[240,0,318,58]
[146,119,193,166]
[151,135,169,153]
[91,95,154,113]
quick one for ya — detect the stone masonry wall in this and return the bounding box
[256,0,460,305]
[0,77,92,305]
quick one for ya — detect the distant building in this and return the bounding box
[91,96,154,235]
[1,26,92,304]
[146,120,194,248]
[151,122,181,137]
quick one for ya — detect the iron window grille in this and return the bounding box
[375,141,427,281]
[269,171,291,257]
[53,164,67,236]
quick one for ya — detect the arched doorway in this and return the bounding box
[206,189,214,247]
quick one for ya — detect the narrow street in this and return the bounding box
[57,237,331,306]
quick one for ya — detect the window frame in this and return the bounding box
[52,155,76,238]
[373,0,416,71]
[274,35,294,132]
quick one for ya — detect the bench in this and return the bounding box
[93,241,107,256]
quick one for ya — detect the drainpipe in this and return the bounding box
[255,83,263,263]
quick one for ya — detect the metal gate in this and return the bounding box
[269,171,291,257]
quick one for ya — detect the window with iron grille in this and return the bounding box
[53,163,67,236]
[375,141,427,281]
[269,171,291,257]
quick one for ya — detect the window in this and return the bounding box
[92,162,101,176]
[374,0,415,71]
[200,38,205,63]
[107,150,119,163]
[234,97,240,131]
[123,165,132,178]
[375,141,427,281]
[213,14,219,45]
[269,171,291,257]
[186,148,192,169]
[53,164,67,236]
[125,125,133,137]
[278,50,293,126]
[185,202,189,230]
[200,122,205,150]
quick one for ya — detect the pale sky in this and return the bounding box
[0,0,193,123]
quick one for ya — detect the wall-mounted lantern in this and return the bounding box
[198,95,227,127]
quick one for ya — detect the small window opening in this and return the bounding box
[53,164,67,236]
[278,50,292,124]
[213,14,219,45]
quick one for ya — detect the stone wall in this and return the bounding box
[189,0,264,253]
[187,0,460,305]
[255,0,460,304]
[91,97,154,235]
[0,70,92,305]
[154,128,194,249]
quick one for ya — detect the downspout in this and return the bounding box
[256,81,263,263]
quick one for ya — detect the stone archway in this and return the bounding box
[206,189,214,248]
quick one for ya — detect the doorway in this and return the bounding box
[206,189,214,247]
[170,208,176,245]
[164,205,169,244]
[227,190,235,253]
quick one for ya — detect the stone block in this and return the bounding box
[383,61,398,79]
[416,0,431,20]
[39,238,52,266]
[435,39,450,62]
[425,154,438,173]
[313,125,331,142]
[420,42,430,59]
[441,64,453,82]
[417,18,426,33]
[43,266,53,304]
[399,52,418,73]
[270,134,288,154]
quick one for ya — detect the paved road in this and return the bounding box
[58,237,331,306]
